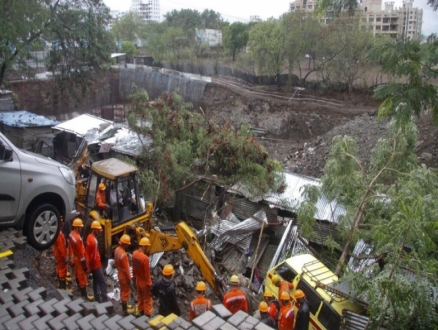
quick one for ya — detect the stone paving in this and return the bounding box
[0,228,275,330]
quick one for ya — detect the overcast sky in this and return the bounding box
[104,0,437,36]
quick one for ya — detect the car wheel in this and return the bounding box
[26,203,61,250]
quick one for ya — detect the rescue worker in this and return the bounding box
[95,183,109,215]
[222,275,248,314]
[294,290,310,330]
[132,237,153,317]
[271,274,294,307]
[264,290,280,326]
[259,301,277,329]
[278,291,294,330]
[114,234,132,316]
[151,264,181,316]
[85,220,108,303]
[189,281,212,321]
[53,216,68,289]
[68,218,93,301]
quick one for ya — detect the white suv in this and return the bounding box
[0,132,76,250]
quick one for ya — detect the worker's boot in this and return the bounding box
[121,302,129,316]
[80,287,94,302]
[59,278,67,290]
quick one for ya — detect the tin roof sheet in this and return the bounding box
[232,172,346,223]
[52,114,113,137]
[0,110,59,128]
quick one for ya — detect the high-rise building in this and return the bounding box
[289,0,423,39]
[131,0,160,23]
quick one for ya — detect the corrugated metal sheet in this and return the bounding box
[341,311,375,330]
[232,172,346,223]
[229,196,278,224]
[179,181,217,222]
[208,210,267,252]
[52,113,113,137]
[0,110,59,127]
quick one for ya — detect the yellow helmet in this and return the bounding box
[72,218,84,227]
[259,301,269,312]
[280,291,291,301]
[99,183,106,191]
[294,289,305,299]
[120,234,131,245]
[163,264,175,276]
[230,275,239,284]
[139,237,151,246]
[196,281,207,291]
[271,274,280,285]
[264,291,273,298]
[91,220,102,230]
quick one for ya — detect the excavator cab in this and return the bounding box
[76,158,153,258]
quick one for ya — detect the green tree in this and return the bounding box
[223,22,249,61]
[121,41,138,58]
[282,11,322,84]
[320,16,374,92]
[367,38,438,125]
[0,0,112,88]
[200,9,224,29]
[110,11,144,43]
[248,19,287,88]
[162,27,191,68]
[298,119,438,328]
[164,9,202,36]
[127,88,284,206]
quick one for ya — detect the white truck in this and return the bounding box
[0,132,76,250]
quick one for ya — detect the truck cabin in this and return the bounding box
[85,158,144,225]
[265,254,366,330]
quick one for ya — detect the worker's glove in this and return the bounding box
[81,260,87,272]
[106,204,111,209]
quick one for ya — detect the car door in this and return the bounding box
[0,135,22,223]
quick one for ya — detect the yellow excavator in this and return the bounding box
[74,157,227,299]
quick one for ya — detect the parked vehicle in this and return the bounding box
[0,132,76,250]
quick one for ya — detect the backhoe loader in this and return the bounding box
[74,157,227,299]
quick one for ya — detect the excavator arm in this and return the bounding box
[136,222,227,300]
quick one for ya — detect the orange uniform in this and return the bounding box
[268,301,280,322]
[190,295,212,321]
[222,288,248,314]
[86,233,101,271]
[69,230,87,287]
[279,280,294,306]
[95,190,107,209]
[278,304,295,330]
[114,246,131,303]
[53,230,67,279]
[132,249,152,316]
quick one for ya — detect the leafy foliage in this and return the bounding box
[222,22,249,61]
[367,38,438,125]
[120,41,138,58]
[127,88,284,206]
[248,18,287,87]
[298,118,438,328]
[110,11,144,43]
[0,0,113,100]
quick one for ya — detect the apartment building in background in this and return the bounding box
[131,0,160,23]
[289,0,423,39]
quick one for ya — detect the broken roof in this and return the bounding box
[0,110,60,128]
[52,113,113,137]
[232,172,346,223]
[101,127,153,157]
